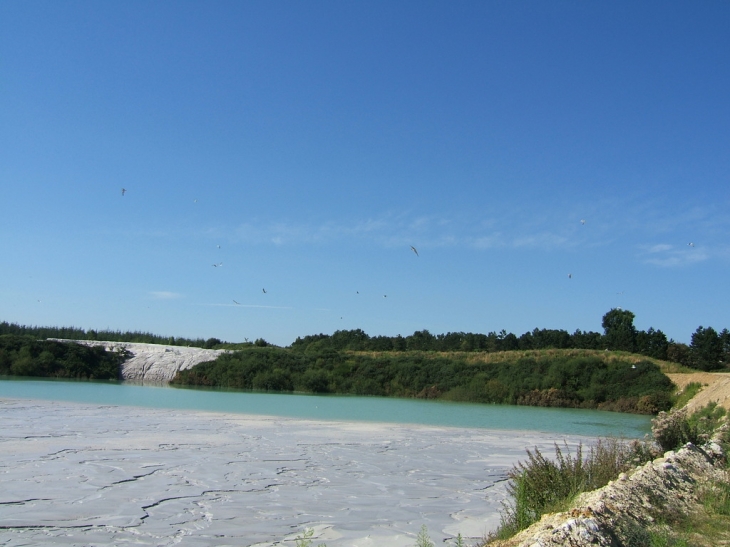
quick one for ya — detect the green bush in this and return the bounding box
[652,403,726,452]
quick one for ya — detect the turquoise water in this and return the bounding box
[0,377,652,438]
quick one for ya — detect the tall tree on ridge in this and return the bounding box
[602,308,637,352]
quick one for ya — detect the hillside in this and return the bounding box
[171,346,675,414]
[669,371,730,412]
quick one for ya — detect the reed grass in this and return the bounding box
[486,438,656,543]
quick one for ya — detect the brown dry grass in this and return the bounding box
[349,348,687,371]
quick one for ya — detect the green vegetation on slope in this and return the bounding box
[0,334,127,380]
[486,405,730,546]
[170,346,674,414]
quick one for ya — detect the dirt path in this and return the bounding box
[668,372,730,412]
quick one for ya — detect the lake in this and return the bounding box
[0,376,652,438]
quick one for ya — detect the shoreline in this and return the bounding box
[0,397,597,547]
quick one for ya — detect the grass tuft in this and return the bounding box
[486,438,656,542]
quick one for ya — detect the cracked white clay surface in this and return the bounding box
[0,398,587,546]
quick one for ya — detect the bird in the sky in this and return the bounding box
[568,273,572,279]
[217,245,221,249]
[688,242,695,247]
[121,188,126,196]
[410,245,419,256]
[262,288,267,294]
[193,199,197,203]
[232,299,240,305]
[383,294,387,298]
[580,219,585,225]
[212,262,223,267]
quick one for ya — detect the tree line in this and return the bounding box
[2,308,728,371]
[290,309,730,371]
[0,321,225,350]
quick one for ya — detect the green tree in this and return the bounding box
[204,337,222,349]
[407,330,436,351]
[690,326,724,371]
[721,329,730,366]
[667,341,691,366]
[635,327,668,360]
[601,309,637,352]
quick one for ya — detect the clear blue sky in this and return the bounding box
[1,1,728,346]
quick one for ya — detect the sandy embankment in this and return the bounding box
[668,372,730,412]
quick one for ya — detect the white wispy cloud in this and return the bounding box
[149,291,183,299]
[640,244,710,267]
[232,212,580,252]
[512,232,570,250]
[647,244,673,253]
[206,303,294,310]
[224,197,729,259]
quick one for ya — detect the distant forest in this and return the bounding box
[0,322,225,349]
[2,308,728,371]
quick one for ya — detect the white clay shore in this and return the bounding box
[0,398,592,547]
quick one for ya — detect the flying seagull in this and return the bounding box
[580,219,585,225]
[212,262,223,267]
[232,299,241,305]
[217,245,221,249]
[568,273,572,279]
[688,242,695,247]
[121,188,126,196]
[410,245,419,257]
[383,294,387,298]
[262,288,267,294]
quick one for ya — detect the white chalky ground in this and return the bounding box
[0,398,586,547]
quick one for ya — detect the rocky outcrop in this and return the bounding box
[50,340,227,382]
[492,437,727,546]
